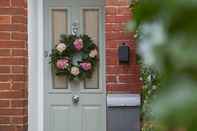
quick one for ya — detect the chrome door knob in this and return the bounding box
[72,95,79,104]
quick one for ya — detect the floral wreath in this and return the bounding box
[50,34,98,80]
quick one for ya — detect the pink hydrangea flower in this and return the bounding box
[73,38,83,51]
[80,62,92,71]
[56,59,69,70]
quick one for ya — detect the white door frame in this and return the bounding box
[27,0,107,131]
[28,0,44,131]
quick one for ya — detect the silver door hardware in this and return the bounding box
[72,95,80,104]
[44,50,49,58]
[72,20,80,36]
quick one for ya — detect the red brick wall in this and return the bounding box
[105,0,141,93]
[0,0,28,131]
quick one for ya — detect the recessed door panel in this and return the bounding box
[83,9,100,89]
[81,94,106,131]
[51,9,69,89]
[49,106,71,131]
[82,106,102,131]
[52,9,68,44]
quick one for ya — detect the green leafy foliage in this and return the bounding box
[138,58,160,131]
[131,0,197,130]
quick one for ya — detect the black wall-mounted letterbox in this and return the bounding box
[118,43,130,64]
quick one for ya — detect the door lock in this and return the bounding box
[72,95,79,104]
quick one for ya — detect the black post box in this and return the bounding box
[118,43,130,64]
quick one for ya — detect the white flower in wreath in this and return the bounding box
[89,49,98,58]
[56,43,66,53]
[70,66,80,76]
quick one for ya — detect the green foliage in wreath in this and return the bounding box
[50,34,99,80]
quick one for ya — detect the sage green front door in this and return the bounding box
[43,0,106,131]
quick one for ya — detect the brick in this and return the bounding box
[106,32,131,40]
[0,83,10,90]
[12,16,27,24]
[105,15,131,24]
[106,0,129,6]
[105,15,116,23]
[0,16,10,24]
[107,75,117,83]
[12,49,27,56]
[117,67,132,74]
[0,100,9,107]
[106,7,116,15]
[11,116,27,124]
[0,41,26,48]
[105,23,122,31]
[115,15,131,23]
[107,66,119,74]
[106,56,117,65]
[24,8,27,16]
[0,32,10,40]
[0,126,16,131]
[0,74,26,82]
[0,90,25,99]
[12,82,26,89]
[0,108,25,115]
[0,8,25,15]
[0,75,10,82]
[0,0,10,7]
[15,125,27,131]
[106,32,124,40]
[119,75,132,83]
[0,24,26,32]
[11,32,27,40]
[117,7,131,16]
[12,66,26,73]
[11,0,26,7]
[11,100,27,107]
[0,49,11,56]
[106,40,118,48]
[106,49,117,57]
[0,117,10,124]
[0,58,25,65]
[107,83,130,91]
[11,74,26,81]
[0,66,10,73]
[132,84,142,93]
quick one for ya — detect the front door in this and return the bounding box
[43,0,106,131]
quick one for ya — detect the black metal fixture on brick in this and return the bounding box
[118,43,130,64]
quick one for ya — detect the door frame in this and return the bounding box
[27,0,106,131]
[28,0,45,131]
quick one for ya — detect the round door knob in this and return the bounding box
[72,95,79,104]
